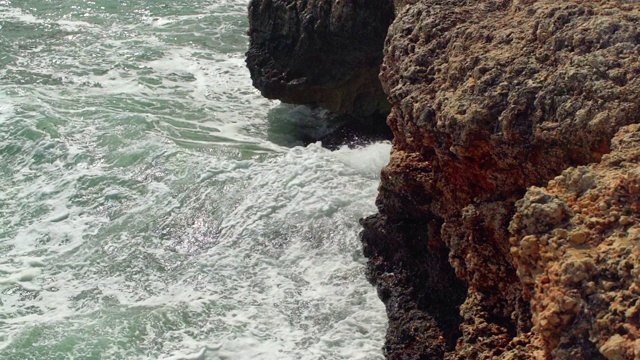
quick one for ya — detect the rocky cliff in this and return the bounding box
[247,0,640,358]
[246,0,394,117]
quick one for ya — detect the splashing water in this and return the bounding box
[0,1,388,359]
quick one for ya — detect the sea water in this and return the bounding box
[0,1,388,359]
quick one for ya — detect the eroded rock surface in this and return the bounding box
[362,0,640,358]
[510,124,640,359]
[246,0,394,117]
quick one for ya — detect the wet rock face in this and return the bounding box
[362,0,640,358]
[246,0,394,117]
[361,215,468,358]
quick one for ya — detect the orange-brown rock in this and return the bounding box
[363,0,640,359]
[510,124,640,359]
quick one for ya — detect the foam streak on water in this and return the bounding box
[0,1,388,359]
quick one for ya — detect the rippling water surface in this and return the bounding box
[0,1,389,358]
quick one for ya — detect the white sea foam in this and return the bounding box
[0,0,389,358]
[0,101,13,126]
[0,6,42,25]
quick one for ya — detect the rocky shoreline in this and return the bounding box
[247,1,640,358]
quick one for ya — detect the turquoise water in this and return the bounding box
[0,1,388,358]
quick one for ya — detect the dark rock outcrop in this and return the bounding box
[247,0,640,358]
[246,0,394,117]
